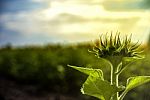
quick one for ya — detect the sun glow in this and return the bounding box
[40,0,150,43]
[43,1,106,19]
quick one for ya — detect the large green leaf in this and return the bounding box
[68,65,104,79]
[119,76,150,100]
[81,75,118,100]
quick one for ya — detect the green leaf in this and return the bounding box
[126,76,150,91]
[68,65,104,80]
[81,75,118,100]
[119,76,150,100]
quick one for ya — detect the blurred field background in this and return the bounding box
[0,36,150,100]
[0,0,150,100]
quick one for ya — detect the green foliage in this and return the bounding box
[126,76,150,92]
[119,76,150,100]
[68,65,103,79]
[69,65,150,100]
[81,75,118,100]
[0,45,98,97]
[0,41,150,100]
[69,33,150,100]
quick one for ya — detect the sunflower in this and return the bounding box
[89,32,143,67]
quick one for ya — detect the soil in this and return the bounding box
[0,77,77,100]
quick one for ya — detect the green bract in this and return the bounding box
[68,32,150,100]
[89,33,143,67]
[92,33,142,58]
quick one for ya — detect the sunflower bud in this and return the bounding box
[90,32,143,67]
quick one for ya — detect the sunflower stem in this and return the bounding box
[113,73,119,100]
[110,64,113,85]
[111,64,119,100]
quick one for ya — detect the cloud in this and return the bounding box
[0,0,48,14]
[49,13,139,24]
[1,7,150,43]
[0,11,56,36]
[0,10,141,35]
[0,0,150,46]
[102,0,150,11]
[31,0,49,2]
[49,0,104,4]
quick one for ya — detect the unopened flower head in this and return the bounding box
[90,32,143,60]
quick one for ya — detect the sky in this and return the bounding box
[0,0,150,46]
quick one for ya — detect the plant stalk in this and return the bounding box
[119,91,127,100]
[111,64,113,85]
[113,73,119,100]
[111,65,119,100]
